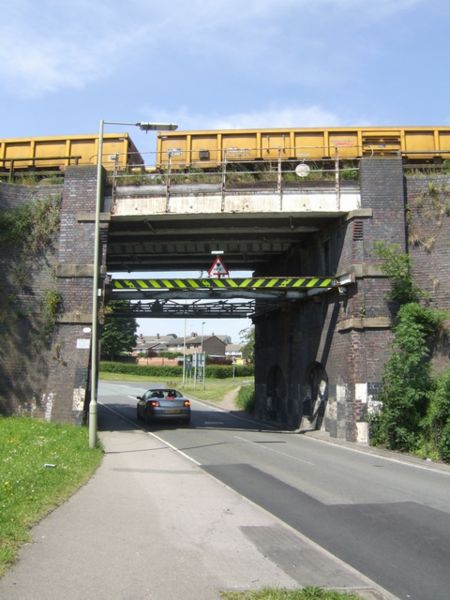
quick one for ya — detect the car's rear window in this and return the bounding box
[148,389,182,399]
[163,390,181,398]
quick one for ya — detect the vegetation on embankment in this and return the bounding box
[235,383,256,412]
[0,417,102,576]
[371,243,450,462]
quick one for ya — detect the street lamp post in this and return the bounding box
[200,321,206,389]
[88,119,177,449]
[200,321,205,354]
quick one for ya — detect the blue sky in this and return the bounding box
[2,0,449,342]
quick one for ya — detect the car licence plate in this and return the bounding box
[165,409,182,414]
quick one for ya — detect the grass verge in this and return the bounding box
[220,587,362,599]
[100,370,253,404]
[0,417,103,576]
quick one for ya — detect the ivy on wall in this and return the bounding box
[0,194,61,255]
[407,179,450,252]
[371,242,450,462]
[0,193,62,334]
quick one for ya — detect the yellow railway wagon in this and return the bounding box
[156,126,450,168]
[0,133,143,171]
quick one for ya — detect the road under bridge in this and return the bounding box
[2,155,448,443]
[97,156,392,441]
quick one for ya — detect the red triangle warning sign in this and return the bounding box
[208,256,229,278]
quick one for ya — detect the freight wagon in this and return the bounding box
[156,126,450,168]
[0,133,143,172]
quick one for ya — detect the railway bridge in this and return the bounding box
[1,155,449,443]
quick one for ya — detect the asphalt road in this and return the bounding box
[100,381,450,600]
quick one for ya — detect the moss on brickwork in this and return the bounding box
[0,190,62,416]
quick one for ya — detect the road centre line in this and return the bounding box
[234,435,314,466]
[99,401,396,600]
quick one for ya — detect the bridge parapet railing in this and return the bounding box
[111,145,361,203]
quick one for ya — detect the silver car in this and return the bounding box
[136,388,191,425]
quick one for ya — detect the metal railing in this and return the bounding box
[110,147,360,212]
[0,155,83,183]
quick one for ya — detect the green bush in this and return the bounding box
[425,368,450,461]
[376,303,444,452]
[100,361,182,377]
[438,422,450,462]
[205,365,254,378]
[370,243,450,461]
[158,351,183,359]
[100,361,254,379]
[236,385,255,411]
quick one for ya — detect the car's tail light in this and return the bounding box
[183,400,190,407]
[149,400,160,407]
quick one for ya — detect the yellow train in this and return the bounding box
[0,133,143,172]
[3,126,450,174]
[156,126,450,168]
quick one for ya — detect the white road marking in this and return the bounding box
[99,401,201,466]
[306,435,450,477]
[98,399,397,599]
[148,431,201,466]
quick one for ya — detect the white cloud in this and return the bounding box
[209,107,342,130]
[0,3,152,98]
[138,105,345,131]
[0,0,427,98]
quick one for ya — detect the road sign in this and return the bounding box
[208,256,229,278]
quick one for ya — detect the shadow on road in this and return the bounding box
[98,401,289,436]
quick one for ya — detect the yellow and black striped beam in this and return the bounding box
[112,277,336,291]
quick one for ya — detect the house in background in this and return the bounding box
[133,333,177,356]
[225,343,243,362]
[133,333,233,358]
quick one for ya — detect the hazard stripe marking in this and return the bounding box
[306,278,319,288]
[292,278,306,288]
[112,277,336,290]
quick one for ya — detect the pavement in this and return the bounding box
[0,404,398,600]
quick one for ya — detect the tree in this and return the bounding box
[100,300,138,361]
[240,326,255,363]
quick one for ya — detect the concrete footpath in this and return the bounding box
[0,408,397,600]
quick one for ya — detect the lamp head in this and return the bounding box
[137,122,178,132]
